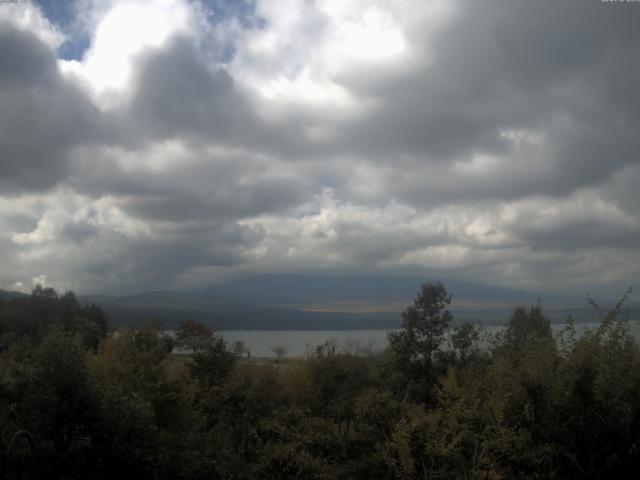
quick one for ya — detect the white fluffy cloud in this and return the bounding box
[59,0,206,107]
[227,0,452,115]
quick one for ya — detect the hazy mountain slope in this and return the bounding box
[4,275,630,331]
[200,274,552,305]
[0,290,28,301]
[76,274,615,330]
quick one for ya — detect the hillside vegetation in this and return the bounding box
[1,283,639,479]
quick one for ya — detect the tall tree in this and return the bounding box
[174,319,214,354]
[387,281,453,403]
[504,303,552,348]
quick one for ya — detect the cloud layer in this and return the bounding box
[0,0,639,296]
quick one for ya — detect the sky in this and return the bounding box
[0,0,639,297]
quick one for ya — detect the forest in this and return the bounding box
[1,282,639,479]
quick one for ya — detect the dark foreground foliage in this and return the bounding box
[1,283,639,479]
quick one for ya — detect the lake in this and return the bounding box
[219,329,391,357]
[219,321,640,357]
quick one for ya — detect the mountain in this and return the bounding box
[0,289,28,301]
[77,274,614,330]
[5,276,631,330]
[80,290,400,330]
[200,273,552,305]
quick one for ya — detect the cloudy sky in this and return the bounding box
[0,0,639,296]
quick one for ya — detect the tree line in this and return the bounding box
[0,282,638,479]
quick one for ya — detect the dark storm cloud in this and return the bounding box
[66,220,264,293]
[119,177,306,222]
[2,0,639,295]
[114,233,248,274]
[324,0,640,202]
[121,37,305,156]
[59,221,99,245]
[5,0,640,202]
[0,22,57,85]
[4,212,39,233]
[127,38,247,141]
[513,219,640,252]
[67,142,312,223]
[114,35,341,159]
[18,214,267,294]
[0,22,99,191]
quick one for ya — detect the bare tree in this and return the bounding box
[271,345,287,362]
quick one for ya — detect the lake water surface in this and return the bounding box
[219,321,640,357]
[219,329,390,357]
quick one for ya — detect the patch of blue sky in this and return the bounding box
[200,0,263,62]
[33,0,90,60]
[202,0,262,28]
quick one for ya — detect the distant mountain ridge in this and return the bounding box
[78,275,612,330]
[2,275,633,330]
[199,274,556,305]
[0,289,27,301]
